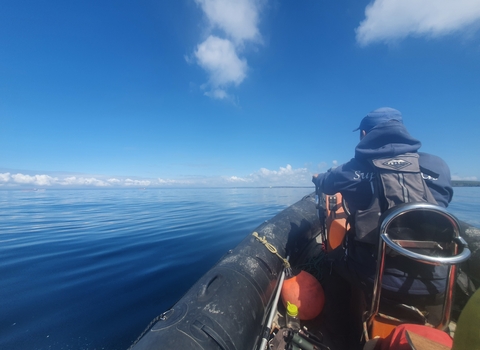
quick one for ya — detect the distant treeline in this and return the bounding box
[452,180,480,187]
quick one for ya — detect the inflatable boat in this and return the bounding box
[129,192,479,350]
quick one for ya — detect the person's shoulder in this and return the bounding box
[418,152,452,190]
[418,152,447,164]
[418,152,450,174]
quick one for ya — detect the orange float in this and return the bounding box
[281,270,325,320]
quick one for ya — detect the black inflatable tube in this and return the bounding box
[130,193,321,350]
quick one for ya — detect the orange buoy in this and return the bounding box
[281,270,325,320]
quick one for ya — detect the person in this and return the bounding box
[312,107,453,213]
[312,107,453,333]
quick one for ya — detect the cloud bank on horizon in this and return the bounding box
[0,165,315,188]
[1,165,476,189]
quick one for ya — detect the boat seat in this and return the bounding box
[364,202,471,340]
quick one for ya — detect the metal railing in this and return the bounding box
[368,202,471,330]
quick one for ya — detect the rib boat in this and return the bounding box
[129,192,479,350]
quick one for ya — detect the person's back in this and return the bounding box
[312,107,453,299]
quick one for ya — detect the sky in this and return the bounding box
[1,0,480,188]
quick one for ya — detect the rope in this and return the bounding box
[252,232,290,269]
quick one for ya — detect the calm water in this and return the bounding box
[0,187,479,350]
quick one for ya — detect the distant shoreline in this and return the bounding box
[452,181,480,187]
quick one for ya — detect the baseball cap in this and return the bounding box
[353,107,403,132]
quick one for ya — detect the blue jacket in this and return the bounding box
[312,121,453,210]
[418,152,453,208]
[312,121,453,296]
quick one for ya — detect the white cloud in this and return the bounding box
[246,164,311,186]
[195,0,261,44]
[0,165,315,188]
[0,173,11,183]
[124,179,151,187]
[11,173,57,186]
[195,36,247,88]
[59,176,110,187]
[107,178,122,184]
[205,88,229,100]
[0,173,145,188]
[356,0,480,46]
[227,175,250,183]
[2,166,479,189]
[158,178,197,185]
[192,0,263,98]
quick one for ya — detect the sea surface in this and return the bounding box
[1,187,479,350]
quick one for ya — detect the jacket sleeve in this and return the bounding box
[418,152,453,207]
[312,171,336,194]
[312,163,358,195]
[312,159,376,212]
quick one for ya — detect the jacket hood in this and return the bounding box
[355,121,421,160]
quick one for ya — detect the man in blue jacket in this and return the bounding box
[312,107,453,328]
[312,107,453,212]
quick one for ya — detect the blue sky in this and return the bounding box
[1,0,480,188]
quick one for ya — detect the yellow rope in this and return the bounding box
[252,232,290,269]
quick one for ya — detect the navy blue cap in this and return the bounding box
[353,107,403,132]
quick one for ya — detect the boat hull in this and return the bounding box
[130,192,480,349]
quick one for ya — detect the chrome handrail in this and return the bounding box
[382,234,471,266]
[379,202,460,238]
[368,202,470,331]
